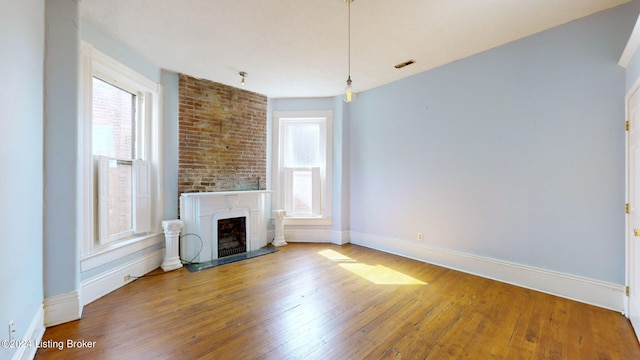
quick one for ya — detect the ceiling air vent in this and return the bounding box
[394,59,416,69]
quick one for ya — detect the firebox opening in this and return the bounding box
[218,217,247,258]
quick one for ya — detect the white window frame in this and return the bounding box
[80,42,163,267]
[272,111,332,226]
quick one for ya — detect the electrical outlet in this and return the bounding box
[124,274,131,282]
[9,321,15,341]
[417,233,424,241]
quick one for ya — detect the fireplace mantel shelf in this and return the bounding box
[181,190,272,198]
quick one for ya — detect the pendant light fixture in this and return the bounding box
[239,71,248,85]
[343,0,355,103]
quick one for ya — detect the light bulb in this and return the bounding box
[343,76,355,103]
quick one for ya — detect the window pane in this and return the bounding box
[92,77,135,159]
[284,122,320,167]
[107,160,132,236]
[292,169,313,215]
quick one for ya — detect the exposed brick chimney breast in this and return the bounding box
[178,74,267,194]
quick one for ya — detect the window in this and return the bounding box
[81,42,160,255]
[273,111,332,225]
[92,78,150,243]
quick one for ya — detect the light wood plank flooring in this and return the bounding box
[35,243,640,359]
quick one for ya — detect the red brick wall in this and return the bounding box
[178,74,267,194]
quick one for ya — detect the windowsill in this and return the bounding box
[80,232,164,272]
[273,217,333,226]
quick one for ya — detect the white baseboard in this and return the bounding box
[81,249,164,306]
[331,230,351,245]
[350,231,625,312]
[11,305,45,360]
[282,228,351,245]
[284,228,332,243]
[44,291,82,327]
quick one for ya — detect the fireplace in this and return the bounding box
[217,217,246,258]
[180,191,270,263]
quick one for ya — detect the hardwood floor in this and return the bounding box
[35,243,640,359]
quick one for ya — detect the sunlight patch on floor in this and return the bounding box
[318,249,427,285]
[317,249,357,262]
[339,263,427,285]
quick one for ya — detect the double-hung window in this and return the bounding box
[273,111,332,225]
[93,77,150,244]
[81,42,160,253]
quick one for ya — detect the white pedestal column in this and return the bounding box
[271,210,287,247]
[162,220,184,272]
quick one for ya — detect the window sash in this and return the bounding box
[284,167,321,217]
[97,156,151,245]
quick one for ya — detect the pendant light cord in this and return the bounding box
[348,0,351,81]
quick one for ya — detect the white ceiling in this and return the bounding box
[81,0,629,99]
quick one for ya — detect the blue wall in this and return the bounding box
[0,0,45,358]
[43,0,81,302]
[349,3,637,284]
[162,70,180,220]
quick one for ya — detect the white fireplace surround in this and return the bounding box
[180,191,270,263]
